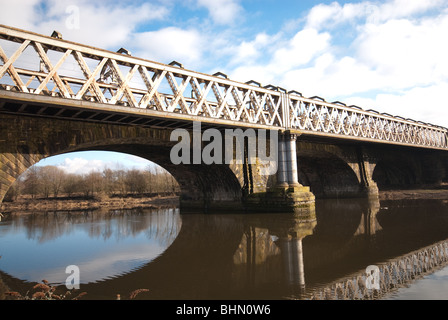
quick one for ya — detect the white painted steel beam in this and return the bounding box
[0,24,447,150]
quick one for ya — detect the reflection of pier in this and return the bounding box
[233,211,317,295]
[354,198,381,236]
[277,235,306,289]
[306,239,448,300]
[3,198,448,300]
[233,198,382,294]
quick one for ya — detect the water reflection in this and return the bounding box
[1,198,448,300]
[0,208,181,285]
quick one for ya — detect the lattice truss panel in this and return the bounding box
[0,25,447,149]
[288,95,448,148]
[0,27,283,127]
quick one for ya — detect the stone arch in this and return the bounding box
[372,154,445,189]
[72,143,244,210]
[372,159,418,189]
[297,151,362,199]
[371,146,447,189]
[295,141,370,199]
[0,114,243,211]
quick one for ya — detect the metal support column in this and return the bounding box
[276,133,289,188]
[285,132,300,188]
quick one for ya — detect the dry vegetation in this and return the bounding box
[378,183,448,201]
[3,279,149,300]
[1,165,180,212]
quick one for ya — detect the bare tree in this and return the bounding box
[38,166,66,197]
[102,168,116,196]
[22,166,41,198]
[125,169,147,194]
[63,173,82,197]
[142,169,154,193]
[78,171,103,197]
[12,162,179,200]
[115,169,127,195]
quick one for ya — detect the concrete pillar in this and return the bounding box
[285,133,300,188]
[276,133,289,188]
[244,131,315,213]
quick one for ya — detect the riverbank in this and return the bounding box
[378,185,448,201]
[2,186,448,214]
[0,193,179,213]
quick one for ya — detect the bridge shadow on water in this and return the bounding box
[1,197,448,300]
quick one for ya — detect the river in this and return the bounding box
[1,197,448,300]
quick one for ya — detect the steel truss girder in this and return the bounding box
[0,24,447,150]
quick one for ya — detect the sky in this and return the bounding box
[1,0,448,174]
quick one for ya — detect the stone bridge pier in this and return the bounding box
[1,113,446,213]
[244,132,381,213]
[0,114,314,213]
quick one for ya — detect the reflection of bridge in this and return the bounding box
[234,198,448,300]
[2,200,448,299]
[1,24,448,213]
[306,239,448,300]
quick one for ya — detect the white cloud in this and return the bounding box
[230,33,271,65]
[0,0,42,31]
[57,157,107,175]
[281,53,382,97]
[305,0,447,30]
[35,151,156,175]
[305,2,364,29]
[273,28,331,71]
[229,28,331,87]
[226,0,448,128]
[374,0,446,22]
[230,64,275,87]
[132,27,204,67]
[355,15,448,89]
[0,0,169,50]
[196,0,243,25]
[346,83,448,127]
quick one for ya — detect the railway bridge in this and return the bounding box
[0,25,447,212]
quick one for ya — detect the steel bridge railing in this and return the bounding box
[0,25,447,149]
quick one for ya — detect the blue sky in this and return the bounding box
[1,0,448,173]
[36,151,157,175]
